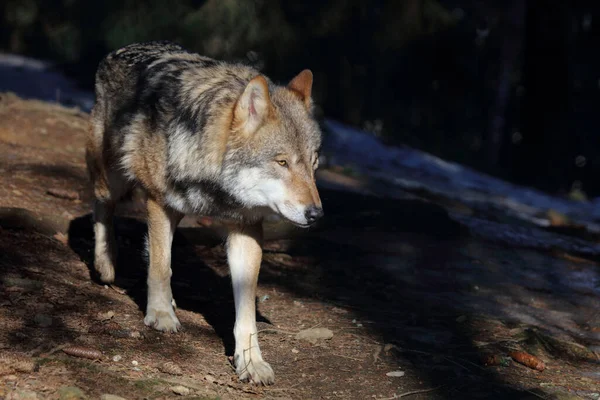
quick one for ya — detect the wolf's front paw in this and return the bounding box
[94,253,115,283]
[234,353,275,385]
[144,307,181,333]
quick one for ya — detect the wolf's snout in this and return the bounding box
[304,206,324,224]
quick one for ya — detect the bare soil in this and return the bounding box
[0,93,599,399]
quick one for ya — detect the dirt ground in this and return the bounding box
[0,93,599,399]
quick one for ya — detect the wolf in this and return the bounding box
[85,41,323,385]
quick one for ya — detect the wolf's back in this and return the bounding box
[93,41,191,111]
[95,41,187,89]
[92,41,254,134]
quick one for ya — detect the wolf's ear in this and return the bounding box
[233,75,271,135]
[288,69,313,108]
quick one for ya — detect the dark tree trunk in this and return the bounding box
[485,0,525,169]
[510,0,570,193]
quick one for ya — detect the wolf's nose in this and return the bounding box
[305,206,324,224]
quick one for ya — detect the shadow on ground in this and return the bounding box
[269,188,547,399]
[2,185,598,399]
[62,187,558,399]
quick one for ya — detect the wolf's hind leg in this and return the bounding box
[228,223,275,385]
[144,198,183,333]
[93,200,117,283]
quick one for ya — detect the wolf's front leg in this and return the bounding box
[227,222,274,385]
[144,198,183,333]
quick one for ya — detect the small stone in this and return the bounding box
[33,314,53,328]
[131,360,138,366]
[97,311,114,321]
[259,295,270,302]
[291,348,299,354]
[57,386,85,400]
[386,371,405,378]
[112,355,122,362]
[170,385,190,396]
[295,328,334,344]
[100,395,127,400]
[129,331,141,339]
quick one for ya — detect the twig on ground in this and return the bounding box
[257,327,298,335]
[443,356,472,372]
[108,284,127,295]
[43,344,68,356]
[381,385,444,399]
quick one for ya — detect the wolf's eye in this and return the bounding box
[277,160,288,167]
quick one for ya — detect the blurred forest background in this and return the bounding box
[1,0,599,197]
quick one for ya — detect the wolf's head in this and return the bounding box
[224,70,323,227]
